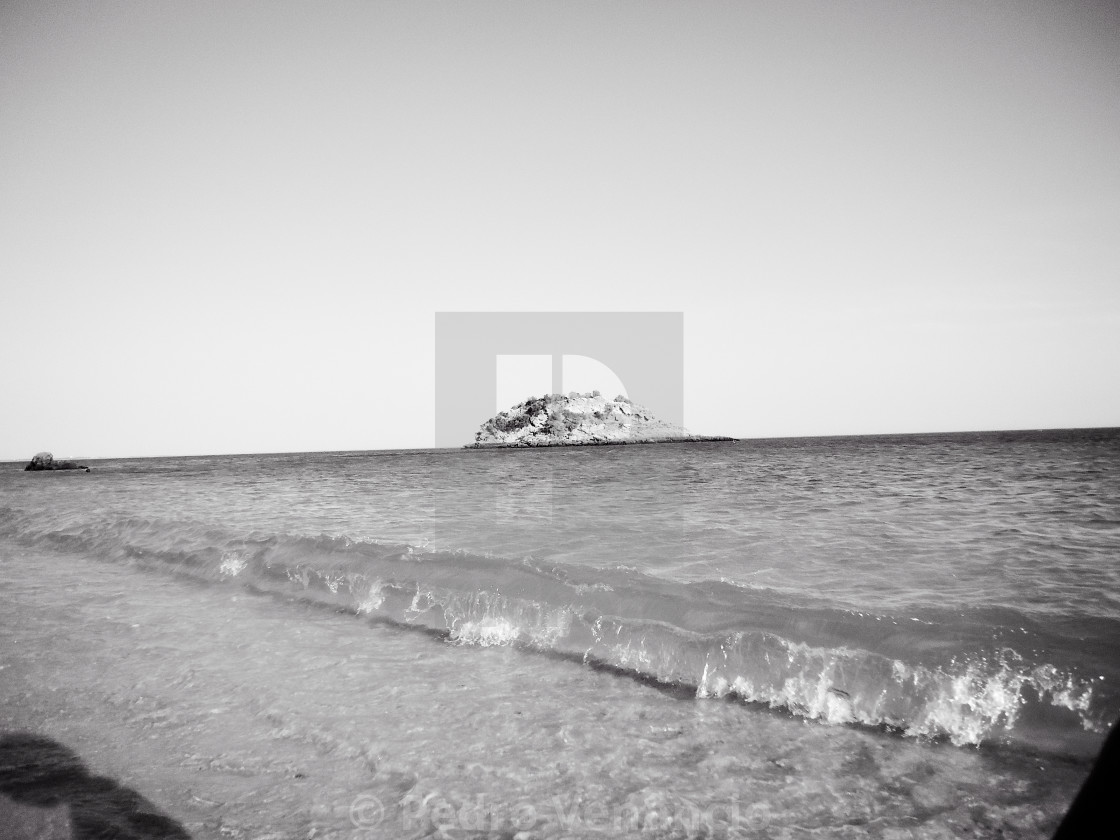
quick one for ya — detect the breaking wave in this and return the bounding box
[1,508,1112,754]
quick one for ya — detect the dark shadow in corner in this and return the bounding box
[0,732,190,839]
[1052,716,1120,839]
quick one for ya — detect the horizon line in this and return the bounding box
[3,424,1118,464]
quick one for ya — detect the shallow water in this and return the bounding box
[0,545,1093,839]
[2,430,1118,838]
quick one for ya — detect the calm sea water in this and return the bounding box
[1,430,1118,838]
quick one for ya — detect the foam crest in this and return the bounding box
[219,551,248,578]
[453,617,521,647]
[693,636,1101,746]
[356,580,386,614]
[419,588,575,649]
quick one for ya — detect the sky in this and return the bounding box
[2,0,1118,459]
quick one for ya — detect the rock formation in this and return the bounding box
[23,452,90,472]
[467,392,734,448]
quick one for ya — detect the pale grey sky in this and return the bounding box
[2,1,1118,458]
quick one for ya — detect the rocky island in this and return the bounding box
[467,392,735,448]
[23,452,90,472]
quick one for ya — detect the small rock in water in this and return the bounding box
[23,451,90,471]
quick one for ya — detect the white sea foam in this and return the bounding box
[453,617,520,646]
[356,580,386,614]
[219,551,247,578]
[690,637,1100,746]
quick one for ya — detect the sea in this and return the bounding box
[1,429,1118,839]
